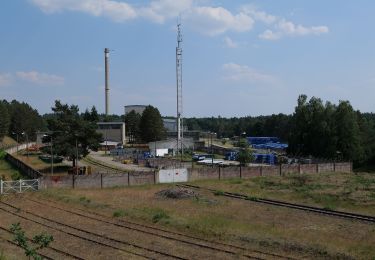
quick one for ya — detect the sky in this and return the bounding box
[0,0,375,117]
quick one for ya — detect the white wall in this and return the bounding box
[158,168,188,183]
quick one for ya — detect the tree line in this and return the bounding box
[185,95,375,166]
[2,96,375,167]
[0,100,46,142]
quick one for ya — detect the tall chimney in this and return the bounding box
[104,48,110,116]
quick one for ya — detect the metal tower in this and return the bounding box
[104,48,110,116]
[176,23,183,156]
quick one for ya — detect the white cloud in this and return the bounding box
[222,63,275,83]
[259,30,280,40]
[259,19,329,40]
[241,5,277,24]
[30,0,253,36]
[16,71,65,86]
[223,36,238,48]
[185,6,254,36]
[0,73,12,87]
[30,0,137,22]
[277,19,329,36]
[30,1,329,39]
[139,0,193,24]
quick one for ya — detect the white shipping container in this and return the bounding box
[156,148,169,157]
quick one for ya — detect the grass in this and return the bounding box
[14,153,68,174]
[0,249,6,260]
[31,180,375,259]
[0,158,24,181]
[0,136,17,150]
[112,209,127,218]
[192,172,375,216]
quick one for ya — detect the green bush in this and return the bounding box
[0,150,6,160]
[113,209,127,218]
[152,210,170,223]
[213,190,225,196]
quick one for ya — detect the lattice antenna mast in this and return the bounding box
[176,22,183,156]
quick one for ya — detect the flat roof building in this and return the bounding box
[97,122,126,145]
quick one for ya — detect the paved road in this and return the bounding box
[88,151,151,172]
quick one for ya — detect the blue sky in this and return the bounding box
[0,0,374,117]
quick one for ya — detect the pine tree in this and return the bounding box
[139,106,166,143]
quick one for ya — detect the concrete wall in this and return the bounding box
[188,162,352,182]
[300,164,317,174]
[241,166,262,179]
[189,168,219,181]
[318,163,334,173]
[5,143,36,155]
[40,171,155,189]
[281,164,299,175]
[261,166,280,176]
[334,162,352,173]
[5,153,41,179]
[221,167,240,179]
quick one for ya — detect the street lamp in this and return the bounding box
[11,132,19,153]
[210,132,216,167]
[75,135,82,175]
[21,132,29,158]
[43,133,54,175]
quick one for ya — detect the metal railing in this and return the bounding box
[0,179,39,194]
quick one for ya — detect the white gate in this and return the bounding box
[159,168,188,183]
[0,179,39,194]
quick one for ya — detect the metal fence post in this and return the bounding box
[1,179,3,194]
[19,179,22,193]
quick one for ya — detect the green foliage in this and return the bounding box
[237,147,253,165]
[152,210,170,223]
[288,95,371,165]
[6,100,45,142]
[0,102,10,141]
[185,113,291,140]
[124,110,141,143]
[113,209,127,218]
[46,100,102,167]
[10,222,53,260]
[213,190,225,196]
[0,150,6,160]
[236,138,249,148]
[246,196,258,201]
[82,106,99,123]
[0,249,6,260]
[139,105,166,143]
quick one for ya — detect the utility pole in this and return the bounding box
[104,48,110,116]
[176,21,184,160]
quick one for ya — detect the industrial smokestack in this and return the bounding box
[104,48,110,116]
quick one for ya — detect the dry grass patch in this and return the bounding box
[35,183,375,259]
[194,172,375,215]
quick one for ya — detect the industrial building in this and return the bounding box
[124,105,147,115]
[148,138,195,156]
[247,137,288,150]
[97,122,126,146]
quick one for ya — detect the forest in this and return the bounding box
[1,95,375,167]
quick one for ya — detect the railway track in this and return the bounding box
[23,197,294,260]
[0,201,183,259]
[177,184,375,223]
[82,156,125,173]
[0,225,83,260]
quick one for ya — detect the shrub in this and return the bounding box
[113,209,127,218]
[152,210,170,223]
